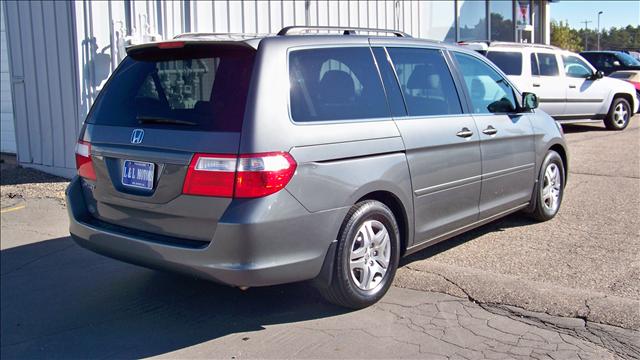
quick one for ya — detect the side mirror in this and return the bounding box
[521,92,538,111]
[591,70,604,80]
[612,60,621,67]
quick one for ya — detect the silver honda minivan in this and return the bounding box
[66,26,568,308]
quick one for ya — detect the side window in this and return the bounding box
[530,53,540,76]
[606,54,619,68]
[486,51,523,76]
[537,53,559,76]
[289,47,390,122]
[562,55,593,78]
[453,52,518,114]
[386,47,462,117]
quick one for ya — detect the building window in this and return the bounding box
[490,0,514,41]
[421,1,456,42]
[458,0,488,41]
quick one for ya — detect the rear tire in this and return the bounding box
[318,200,400,309]
[604,97,631,131]
[530,151,565,222]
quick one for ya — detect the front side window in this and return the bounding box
[289,47,389,122]
[562,55,593,78]
[453,52,518,114]
[386,47,462,117]
[486,51,523,75]
[536,53,559,76]
[617,52,640,66]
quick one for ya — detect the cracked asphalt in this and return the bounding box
[1,117,639,359]
[397,117,640,331]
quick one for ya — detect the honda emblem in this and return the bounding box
[131,129,144,144]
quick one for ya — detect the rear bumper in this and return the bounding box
[66,177,347,287]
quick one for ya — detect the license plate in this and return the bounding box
[122,160,155,190]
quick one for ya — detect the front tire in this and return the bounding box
[604,97,631,131]
[318,200,400,309]
[530,151,565,221]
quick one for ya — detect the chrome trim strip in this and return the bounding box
[482,163,535,180]
[415,163,534,197]
[415,175,482,197]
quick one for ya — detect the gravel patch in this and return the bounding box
[1,156,69,206]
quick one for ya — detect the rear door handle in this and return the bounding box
[456,128,474,138]
[482,125,498,136]
[569,85,576,88]
[533,83,541,87]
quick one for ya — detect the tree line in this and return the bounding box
[551,20,639,52]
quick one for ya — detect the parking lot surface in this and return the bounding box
[396,118,640,331]
[1,117,639,358]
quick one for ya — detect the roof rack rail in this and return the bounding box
[277,26,410,38]
[174,32,267,39]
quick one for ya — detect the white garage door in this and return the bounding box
[1,4,16,154]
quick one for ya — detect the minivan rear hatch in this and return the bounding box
[78,41,256,245]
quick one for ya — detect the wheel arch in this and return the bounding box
[525,142,568,214]
[612,93,634,116]
[548,143,568,185]
[356,190,410,257]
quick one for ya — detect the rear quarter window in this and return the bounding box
[87,44,255,132]
[289,47,390,122]
[486,51,523,75]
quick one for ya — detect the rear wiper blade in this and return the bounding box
[137,116,197,126]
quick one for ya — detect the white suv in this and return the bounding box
[460,42,638,130]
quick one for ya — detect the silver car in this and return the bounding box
[66,26,569,309]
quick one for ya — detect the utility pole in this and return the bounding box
[597,11,603,50]
[581,20,592,50]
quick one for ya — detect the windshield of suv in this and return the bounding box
[617,52,640,66]
[87,44,255,132]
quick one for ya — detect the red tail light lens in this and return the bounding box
[182,152,297,198]
[75,140,96,180]
[182,154,237,197]
[235,152,297,198]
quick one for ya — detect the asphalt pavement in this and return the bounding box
[396,118,640,332]
[1,116,639,359]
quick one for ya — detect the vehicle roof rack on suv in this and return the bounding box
[458,40,560,51]
[174,32,267,39]
[277,26,410,37]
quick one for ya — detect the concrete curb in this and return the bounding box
[394,262,640,330]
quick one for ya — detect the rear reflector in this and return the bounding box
[75,140,96,181]
[182,152,297,198]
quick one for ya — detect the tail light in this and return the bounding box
[182,152,297,198]
[75,140,96,181]
[628,80,640,91]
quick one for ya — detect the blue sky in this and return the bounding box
[551,0,640,30]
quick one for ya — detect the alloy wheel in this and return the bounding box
[349,220,391,291]
[542,163,561,213]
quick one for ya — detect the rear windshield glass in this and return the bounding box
[87,44,255,132]
[486,51,523,75]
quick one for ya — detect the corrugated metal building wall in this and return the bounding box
[4,0,422,177]
[2,0,547,177]
[0,4,16,153]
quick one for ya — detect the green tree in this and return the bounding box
[551,20,583,51]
